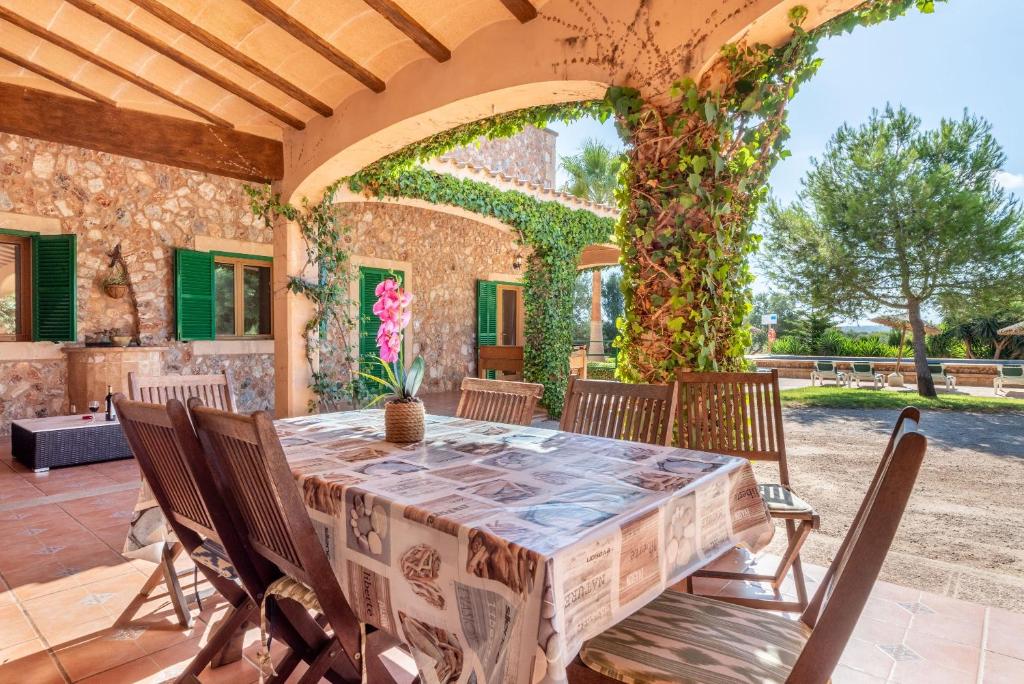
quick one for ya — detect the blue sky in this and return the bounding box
[550,0,1024,310]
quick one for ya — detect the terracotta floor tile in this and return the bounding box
[0,639,65,684]
[985,606,1024,660]
[851,615,908,645]
[0,604,38,649]
[981,651,1024,684]
[150,637,259,684]
[75,654,166,684]
[54,628,149,682]
[917,592,987,622]
[39,616,114,651]
[830,664,887,684]
[902,631,981,676]
[838,637,895,680]
[908,609,984,648]
[889,659,979,684]
[23,587,112,640]
[858,596,914,628]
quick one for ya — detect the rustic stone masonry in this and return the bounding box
[0,133,274,433]
[341,202,525,393]
[441,126,557,188]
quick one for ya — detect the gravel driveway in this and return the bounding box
[764,407,1024,613]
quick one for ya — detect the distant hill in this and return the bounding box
[837,324,889,334]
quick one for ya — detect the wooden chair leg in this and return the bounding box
[175,599,255,682]
[138,542,185,598]
[160,543,193,628]
[297,638,344,684]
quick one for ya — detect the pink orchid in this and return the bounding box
[372,278,412,364]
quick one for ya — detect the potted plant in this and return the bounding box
[102,266,129,299]
[359,278,426,442]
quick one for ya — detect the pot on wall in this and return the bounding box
[384,399,425,443]
[104,283,129,299]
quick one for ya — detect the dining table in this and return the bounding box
[274,409,776,684]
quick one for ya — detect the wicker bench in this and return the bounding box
[11,414,132,472]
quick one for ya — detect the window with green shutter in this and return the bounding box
[477,280,497,347]
[32,234,77,342]
[175,248,215,341]
[359,266,404,377]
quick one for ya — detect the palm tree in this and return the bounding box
[560,139,621,204]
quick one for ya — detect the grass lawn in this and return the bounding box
[780,385,1024,413]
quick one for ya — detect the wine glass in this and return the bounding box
[88,400,100,414]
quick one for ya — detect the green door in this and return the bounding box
[359,266,405,378]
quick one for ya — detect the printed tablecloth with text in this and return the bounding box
[276,410,774,684]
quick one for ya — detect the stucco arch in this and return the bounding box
[274,0,866,416]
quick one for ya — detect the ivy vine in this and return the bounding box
[610,0,939,383]
[350,167,614,415]
[245,181,365,413]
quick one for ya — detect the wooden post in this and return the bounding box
[588,269,604,359]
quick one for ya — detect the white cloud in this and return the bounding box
[995,171,1024,192]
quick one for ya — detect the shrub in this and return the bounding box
[587,362,617,380]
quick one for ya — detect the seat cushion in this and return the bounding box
[190,539,238,582]
[758,483,815,517]
[579,592,809,684]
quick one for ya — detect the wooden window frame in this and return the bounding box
[212,254,273,340]
[0,232,32,342]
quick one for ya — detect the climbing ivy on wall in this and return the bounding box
[610,0,939,383]
[246,181,364,413]
[350,168,614,415]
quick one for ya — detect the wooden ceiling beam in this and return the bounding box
[0,7,232,128]
[498,0,538,22]
[241,0,386,93]
[362,0,450,62]
[0,45,117,106]
[0,83,282,183]
[126,0,333,118]
[64,0,305,130]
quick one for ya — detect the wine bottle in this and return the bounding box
[105,385,115,421]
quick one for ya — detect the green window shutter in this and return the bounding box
[477,280,498,379]
[175,248,215,341]
[359,267,404,376]
[32,234,77,342]
[477,280,498,347]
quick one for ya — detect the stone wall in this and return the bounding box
[441,126,557,188]
[340,202,525,393]
[0,133,275,432]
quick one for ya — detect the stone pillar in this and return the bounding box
[588,269,604,359]
[273,218,316,417]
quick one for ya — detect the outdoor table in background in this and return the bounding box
[277,410,774,684]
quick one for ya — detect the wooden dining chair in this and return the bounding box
[570,407,927,684]
[127,370,237,623]
[128,370,237,411]
[188,401,405,684]
[559,376,677,446]
[113,394,257,681]
[676,369,818,610]
[455,376,544,425]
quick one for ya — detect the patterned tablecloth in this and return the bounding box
[276,410,774,684]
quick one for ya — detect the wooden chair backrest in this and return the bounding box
[114,394,217,541]
[478,345,524,378]
[792,407,926,682]
[560,377,677,446]
[129,371,236,412]
[456,377,543,426]
[569,347,588,378]
[188,403,364,660]
[676,369,789,480]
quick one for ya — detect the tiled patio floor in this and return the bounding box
[1,409,1020,683]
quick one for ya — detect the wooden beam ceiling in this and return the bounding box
[240,0,386,93]
[0,6,232,128]
[498,0,538,22]
[0,83,282,183]
[0,45,116,106]
[126,0,333,118]
[362,0,450,62]
[64,0,305,129]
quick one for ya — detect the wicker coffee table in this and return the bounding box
[11,415,133,472]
